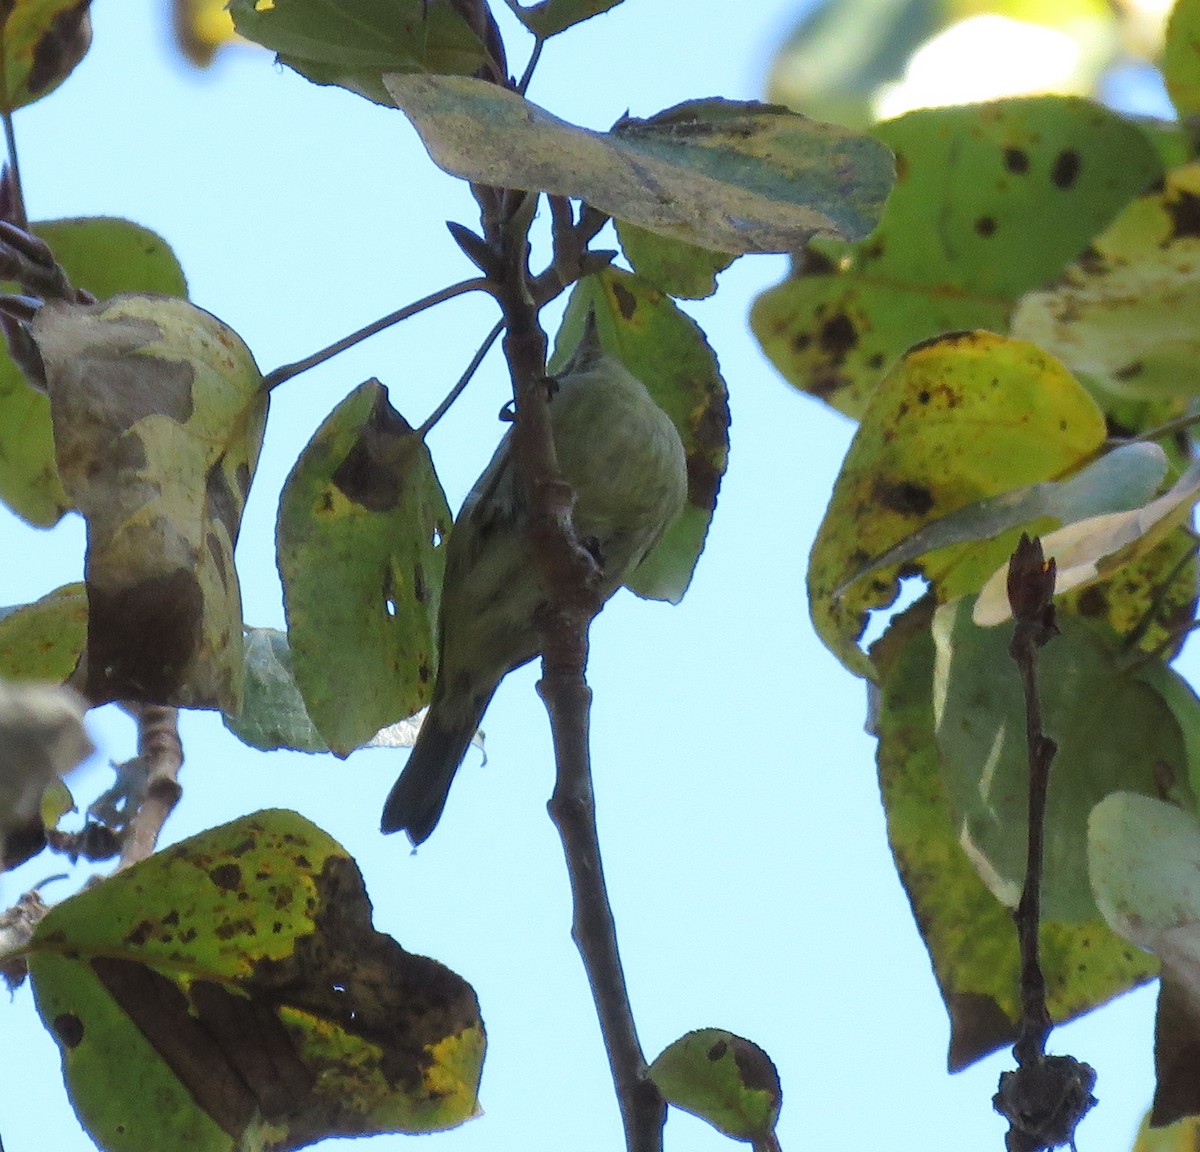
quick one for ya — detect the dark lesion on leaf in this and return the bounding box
[27,0,92,98]
[249,855,482,1097]
[874,478,934,517]
[1003,147,1031,175]
[1165,188,1200,239]
[52,1012,84,1049]
[85,568,204,704]
[974,216,998,238]
[684,386,730,512]
[331,383,419,514]
[610,280,638,321]
[817,311,858,360]
[1050,149,1082,190]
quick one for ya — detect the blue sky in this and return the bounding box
[0,2,1174,1151]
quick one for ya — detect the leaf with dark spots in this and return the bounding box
[84,568,203,704]
[1051,148,1082,190]
[0,0,91,111]
[279,381,449,756]
[1165,187,1200,239]
[809,331,1106,677]
[330,384,418,513]
[30,294,266,712]
[753,96,1161,417]
[817,311,857,358]
[554,270,728,603]
[26,810,485,1149]
[648,1029,782,1144]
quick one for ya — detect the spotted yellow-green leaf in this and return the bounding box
[614,219,736,300]
[552,270,728,604]
[873,600,1156,1071]
[228,0,487,106]
[809,330,1106,677]
[1165,0,1200,119]
[0,217,187,528]
[1012,164,1200,411]
[0,582,86,683]
[838,441,1167,598]
[648,1029,781,1145]
[752,96,1162,417]
[24,809,485,1151]
[0,0,91,111]
[385,80,894,254]
[502,0,623,38]
[278,380,449,756]
[30,293,266,711]
[974,459,1200,627]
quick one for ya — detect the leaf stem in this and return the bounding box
[262,277,491,390]
[417,318,504,437]
[516,34,545,96]
[1,110,25,231]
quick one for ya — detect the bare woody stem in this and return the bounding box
[117,702,183,871]
[488,191,664,1152]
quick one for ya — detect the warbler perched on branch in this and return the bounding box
[380,324,688,845]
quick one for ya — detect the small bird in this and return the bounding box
[380,325,688,845]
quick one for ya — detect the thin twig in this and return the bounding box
[489,190,663,1152]
[117,703,183,870]
[993,535,1097,1152]
[516,35,545,96]
[263,277,490,390]
[417,318,504,437]
[1111,406,1200,448]
[1,112,25,232]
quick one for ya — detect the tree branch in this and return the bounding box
[488,190,664,1152]
[116,703,183,870]
[993,534,1096,1152]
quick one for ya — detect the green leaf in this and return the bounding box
[752,96,1162,417]
[1012,163,1200,409]
[1166,0,1200,119]
[228,0,487,105]
[808,330,1106,677]
[0,0,91,111]
[648,1029,782,1145]
[384,79,895,253]
[223,627,327,753]
[872,601,1156,1071]
[503,0,623,38]
[25,810,485,1149]
[1132,1112,1200,1151]
[277,380,449,756]
[0,582,86,682]
[552,270,728,603]
[934,599,1192,922]
[0,217,188,528]
[838,441,1167,597]
[614,219,736,300]
[31,294,266,711]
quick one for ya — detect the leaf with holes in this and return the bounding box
[551,270,728,604]
[808,330,1106,677]
[31,293,265,711]
[278,381,449,756]
[24,809,485,1151]
[384,79,894,254]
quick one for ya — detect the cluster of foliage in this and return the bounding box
[6,0,1200,1150]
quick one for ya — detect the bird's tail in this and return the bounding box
[380,687,493,845]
